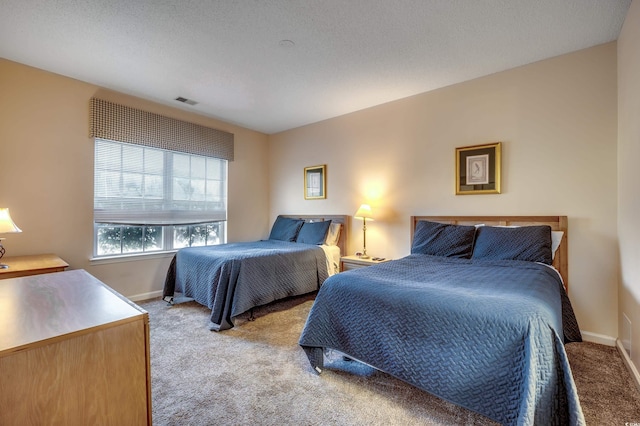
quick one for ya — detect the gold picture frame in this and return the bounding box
[455,142,501,195]
[304,165,326,199]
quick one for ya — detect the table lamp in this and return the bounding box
[0,208,22,269]
[354,204,373,259]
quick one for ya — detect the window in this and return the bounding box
[94,139,227,257]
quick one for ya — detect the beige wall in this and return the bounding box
[269,42,619,339]
[0,59,270,299]
[618,0,640,370]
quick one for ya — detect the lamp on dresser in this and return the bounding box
[0,208,22,269]
[354,204,374,259]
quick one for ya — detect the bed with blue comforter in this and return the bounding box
[163,215,346,331]
[299,216,585,425]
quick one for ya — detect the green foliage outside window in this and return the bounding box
[173,223,221,248]
[96,222,222,256]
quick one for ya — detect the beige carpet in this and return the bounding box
[140,294,640,425]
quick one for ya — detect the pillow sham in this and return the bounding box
[268,217,304,242]
[324,222,342,246]
[477,225,563,260]
[296,220,332,245]
[411,220,477,258]
[472,225,553,264]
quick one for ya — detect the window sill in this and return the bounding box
[90,251,177,265]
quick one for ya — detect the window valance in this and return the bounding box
[89,98,234,161]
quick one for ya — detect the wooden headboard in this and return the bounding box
[410,215,569,291]
[280,215,349,255]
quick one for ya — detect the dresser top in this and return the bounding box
[0,269,146,355]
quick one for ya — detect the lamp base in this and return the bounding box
[358,254,370,259]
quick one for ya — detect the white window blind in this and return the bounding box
[94,139,227,226]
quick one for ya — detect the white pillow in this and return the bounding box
[551,231,564,260]
[324,222,341,246]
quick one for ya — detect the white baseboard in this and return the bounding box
[128,290,164,302]
[616,339,640,393]
[581,330,617,346]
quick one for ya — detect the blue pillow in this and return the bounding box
[296,220,332,245]
[472,225,552,264]
[411,220,476,258]
[268,217,304,242]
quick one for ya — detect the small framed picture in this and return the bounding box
[304,165,326,199]
[455,142,501,195]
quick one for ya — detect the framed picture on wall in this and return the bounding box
[455,142,502,195]
[304,165,326,199]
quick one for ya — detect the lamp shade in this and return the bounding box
[354,204,374,221]
[0,208,22,234]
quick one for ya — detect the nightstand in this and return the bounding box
[340,255,391,272]
[0,253,69,280]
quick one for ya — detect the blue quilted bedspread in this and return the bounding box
[164,240,328,330]
[299,254,584,425]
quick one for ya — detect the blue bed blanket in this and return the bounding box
[164,240,328,330]
[299,254,584,425]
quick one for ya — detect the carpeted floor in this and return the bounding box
[139,294,640,425]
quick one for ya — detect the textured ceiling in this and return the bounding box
[0,0,632,134]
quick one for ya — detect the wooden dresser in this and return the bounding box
[0,270,152,425]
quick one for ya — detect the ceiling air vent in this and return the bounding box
[175,96,198,106]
